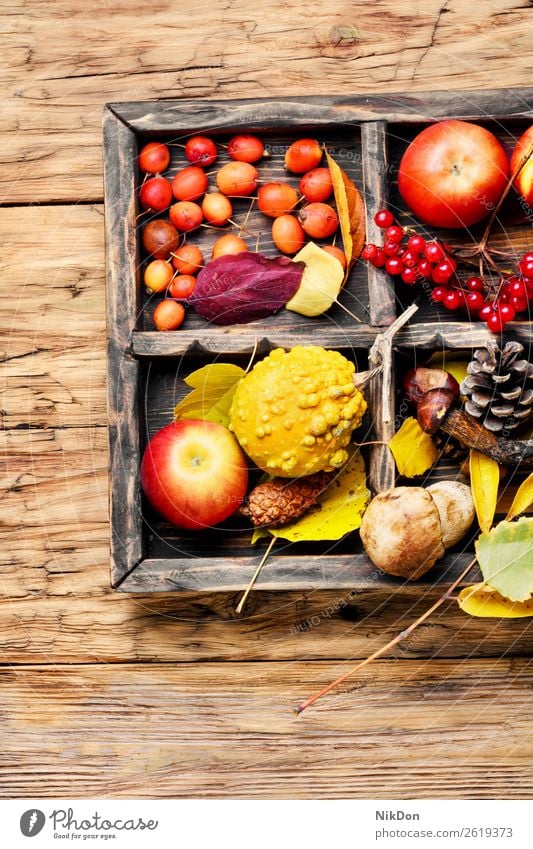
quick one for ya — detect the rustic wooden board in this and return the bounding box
[2,660,532,798]
[3,1,533,204]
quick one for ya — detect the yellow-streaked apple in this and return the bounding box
[140,419,248,530]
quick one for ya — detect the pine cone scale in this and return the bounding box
[460,340,533,434]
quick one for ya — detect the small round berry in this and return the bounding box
[139,176,173,211]
[510,294,528,313]
[401,267,417,285]
[431,260,455,284]
[431,286,448,303]
[407,234,426,254]
[374,209,394,228]
[258,182,299,217]
[212,234,249,259]
[465,276,485,292]
[401,250,418,269]
[385,257,404,275]
[171,244,203,275]
[216,161,258,196]
[298,168,333,203]
[510,279,527,298]
[169,201,204,232]
[153,299,186,331]
[417,259,433,278]
[227,134,264,163]
[499,304,516,323]
[383,240,401,257]
[385,225,404,243]
[478,304,494,321]
[201,193,233,226]
[144,259,174,293]
[361,243,379,262]
[465,291,485,311]
[284,138,323,173]
[518,258,533,277]
[373,248,386,268]
[322,245,347,269]
[299,203,339,239]
[444,290,461,311]
[486,310,506,332]
[168,275,197,299]
[424,241,445,263]
[271,215,305,255]
[171,166,209,201]
[139,142,170,174]
[185,135,217,167]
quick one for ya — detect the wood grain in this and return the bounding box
[3,1,533,800]
[2,1,533,202]
[1,660,532,798]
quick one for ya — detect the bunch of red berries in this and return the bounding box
[361,209,533,332]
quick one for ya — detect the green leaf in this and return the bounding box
[268,450,370,542]
[470,449,499,534]
[388,417,439,477]
[475,516,533,602]
[506,473,533,521]
[458,583,533,618]
[173,363,245,427]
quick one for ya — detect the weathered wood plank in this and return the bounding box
[1,576,533,663]
[103,108,144,585]
[120,551,478,592]
[2,2,533,202]
[113,88,533,130]
[131,321,533,356]
[361,121,396,326]
[1,660,532,798]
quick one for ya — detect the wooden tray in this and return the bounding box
[104,88,533,593]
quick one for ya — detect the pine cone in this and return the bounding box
[460,340,533,433]
[241,472,331,527]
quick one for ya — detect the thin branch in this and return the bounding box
[235,537,276,614]
[295,555,477,714]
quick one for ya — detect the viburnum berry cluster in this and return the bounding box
[362,209,533,333]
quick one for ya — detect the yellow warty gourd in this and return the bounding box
[229,346,367,477]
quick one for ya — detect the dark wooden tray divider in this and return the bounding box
[104,89,533,593]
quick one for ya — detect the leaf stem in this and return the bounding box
[295,555,477,715]
[479,141,533,254]
[236,537,276,614]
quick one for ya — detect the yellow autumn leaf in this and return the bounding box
[173,363,245,427]
[425,352,469,388]
[286,241,344,316]
[326,151,365,270]
[268,450,370,542]
[458,583,533,618]
[388,417,439,477]
[469,449,499,534]
[506,473,533,521]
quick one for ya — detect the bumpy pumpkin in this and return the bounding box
[229,346,367,477]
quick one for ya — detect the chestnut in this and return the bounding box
[417,387,456,434]
[403,367,459,405]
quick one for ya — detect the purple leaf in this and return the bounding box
[189,252,305,325]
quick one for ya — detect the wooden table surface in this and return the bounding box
[2,0,533,799]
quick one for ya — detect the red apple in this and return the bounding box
[398,120,509,229]
[511,125,533,206]
[140,419,248,530]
